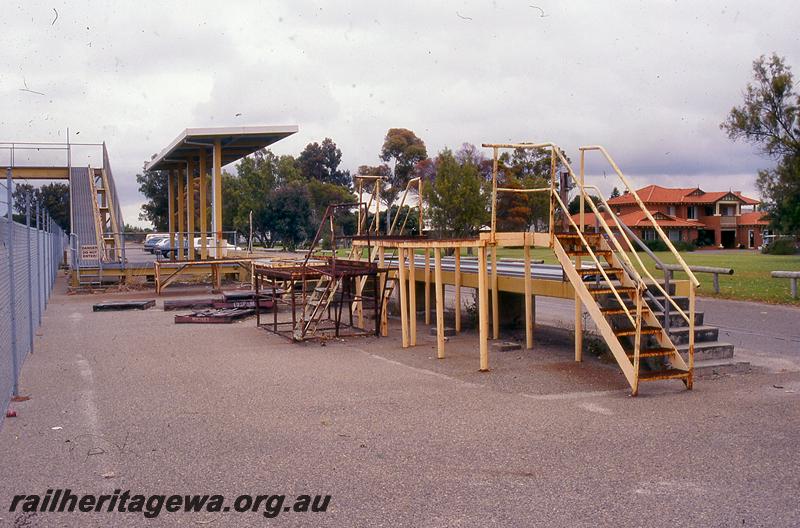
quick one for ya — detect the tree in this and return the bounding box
[268,183,313,250]
[137,162,169,231]
[610,187,621,199]
[379,128,428,230]
[722,53,800,234]
[424,148,489,238]
[567,194,603,215]
[12,182,71,231]
[298,138,351,187]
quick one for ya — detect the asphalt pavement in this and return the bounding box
[0,278,798,527]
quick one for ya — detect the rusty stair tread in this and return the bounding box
[638,368,690,382]
[601,306,650,316]
[566,249,612,257]
[577,267,623,276]
[613,326,663,337]
[625,347,675,359]
[587,286,637,295]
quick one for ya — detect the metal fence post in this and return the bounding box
[6,167,19,395]
[26,196,34,355]
[36,200,42,325]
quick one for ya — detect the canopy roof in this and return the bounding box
[145,125,298,171]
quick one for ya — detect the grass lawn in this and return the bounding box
[332,246,800,305]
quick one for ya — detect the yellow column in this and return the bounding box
[398,247,409,348]
[177,167,186,262]
[478,245,489,371]
[379,247,388,336]
[434,248,445,359]
[212,139,223,258]
[167,171,175,258]
[199,149,208,260]
[524,243,533,350]
[424,249,430,325]
[454,250,461,334]
[187,160,196,261]
[408,248,417,346]
[491,245,499,339]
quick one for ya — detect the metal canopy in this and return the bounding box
[145,125,298,171]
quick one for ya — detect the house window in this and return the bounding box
[705,206,714,216]
[643,229,657,241]
[687,206,697,219]
[668,205,676,216]
[668,229,680,242]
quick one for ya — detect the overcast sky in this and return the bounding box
[3,1,799,227]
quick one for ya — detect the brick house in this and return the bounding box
[574,185,771,249]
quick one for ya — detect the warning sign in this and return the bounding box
[80,244,99,260]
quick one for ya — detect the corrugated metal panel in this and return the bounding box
[69,167,100,267]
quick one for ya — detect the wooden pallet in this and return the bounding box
[92,300,155,312]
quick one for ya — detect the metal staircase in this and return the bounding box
[487,141,700,396]
[550,145,699,395]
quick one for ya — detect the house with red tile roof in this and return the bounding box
[573,185,771,249]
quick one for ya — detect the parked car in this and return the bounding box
[156,237,190,258]
[193,237,241,259]
[143,236,168,253]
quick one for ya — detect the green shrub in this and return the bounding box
[674,241,697,252]
[642,239,667,252]
[763,237,797,255]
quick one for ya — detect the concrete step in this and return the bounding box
[653,310,705,327]
[608,310,704,328]
[677,341,734,361]
[667,325,719,345]
[605,295,690,311]
[693,359,751,378]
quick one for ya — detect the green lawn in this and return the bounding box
[329,246,800,305]
[489,248,800,305]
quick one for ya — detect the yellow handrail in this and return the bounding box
[579,145,700,288]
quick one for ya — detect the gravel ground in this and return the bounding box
[1,277,798,527]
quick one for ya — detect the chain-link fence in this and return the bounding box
[1,180,66,419]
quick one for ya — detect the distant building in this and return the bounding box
[573,185,771,249]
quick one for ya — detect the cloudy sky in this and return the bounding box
[3,1,799,227]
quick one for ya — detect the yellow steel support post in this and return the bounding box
[524,243,533,350]
[491,245,499,340]
[408,248,417,346]
[212,139,223,261]
[199,149,208,260]
[575,150,585,362]
[379,246,388,336]
[490,147,498,244]
[478,245,489,371]
[454,250,461,334]
[688,284,695,390]
[168,171,176,261]
[187,159,196,261]
[434,248,445,359]
[397,247,409,348]
[177,167,186,262]
[424,249,431,325]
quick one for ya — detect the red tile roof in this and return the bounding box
[573,211,704,229]
[738,211,770,225]
[608,185,759,206]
